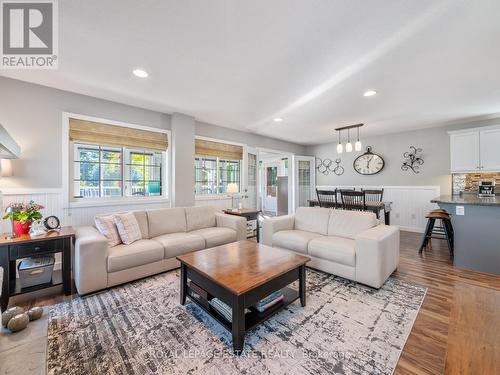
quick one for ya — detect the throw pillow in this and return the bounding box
[114,212,142,245]
[94,215,122,247]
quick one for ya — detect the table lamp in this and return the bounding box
[227,183,239,209]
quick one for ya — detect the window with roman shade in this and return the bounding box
[69,117,169,200]
[194,139,242,195]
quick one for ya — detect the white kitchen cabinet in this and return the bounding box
[450,131,480,172]
[449,126,500,172]
[479,128,500,171]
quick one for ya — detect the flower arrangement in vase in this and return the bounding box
[3,201,44,236]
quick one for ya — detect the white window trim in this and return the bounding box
[194,135,244,198]
[194,155,242,196]
[62,112,171,208]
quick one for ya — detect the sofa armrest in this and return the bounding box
[74,226,109,295]
[355,225,400,288]
[262,215,295,246]
[215,213,247,240]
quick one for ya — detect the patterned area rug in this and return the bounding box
[47,269,426,375]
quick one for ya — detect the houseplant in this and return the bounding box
[3,201,44,235]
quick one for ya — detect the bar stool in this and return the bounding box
[418,210,454,256]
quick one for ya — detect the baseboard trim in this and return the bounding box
[398,226,425,233]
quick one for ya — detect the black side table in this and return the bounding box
[0,227,75,311]
[223,208,261,242]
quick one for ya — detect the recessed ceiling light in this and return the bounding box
[363,90,377,97]
[273,118,283,122]
[133,69,148,78]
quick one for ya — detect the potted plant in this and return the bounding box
[3,201,44,235]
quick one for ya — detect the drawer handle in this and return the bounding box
[34,246,41,251]
[29,269,44,275]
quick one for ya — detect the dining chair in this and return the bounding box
[341,190,366,211]
[316,189,338,208]
[362,188,384,202]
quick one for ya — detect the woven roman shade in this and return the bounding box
[69,118,168,151]
[195,139,243,160]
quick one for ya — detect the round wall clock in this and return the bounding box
[353,146,385,175]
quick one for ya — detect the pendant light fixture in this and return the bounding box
[336,129,343,154]
[335,123,364,154]
[346,128,353,152]
[355,125,362,151]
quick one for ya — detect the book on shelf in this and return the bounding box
[208,298,251,322]
[255,290,284,312]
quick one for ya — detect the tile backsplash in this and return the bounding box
[452,172,500,194]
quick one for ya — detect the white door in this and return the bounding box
[262,162,279,214]
[480,128,500,171]
[450,131,480,172]
[292,156,316,212]
[243,146,259,209]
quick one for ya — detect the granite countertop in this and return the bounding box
[431,194,500,206]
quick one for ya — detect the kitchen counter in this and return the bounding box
[431,194,500,206]
[432,196,500,275]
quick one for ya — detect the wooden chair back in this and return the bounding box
[362,188,384,202]
[316,189,337,208]
[341,190,366,211]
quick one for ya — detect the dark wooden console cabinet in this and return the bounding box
[0,227,75,311]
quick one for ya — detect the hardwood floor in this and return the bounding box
[393,231,500,375]
[13,231,500,375]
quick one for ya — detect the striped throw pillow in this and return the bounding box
[94,215,122,247]
[114,212,142,245]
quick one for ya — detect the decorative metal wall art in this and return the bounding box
[401,146,424,173]
[316,158,344,176]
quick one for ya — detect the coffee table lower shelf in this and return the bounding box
[186,286,299,332]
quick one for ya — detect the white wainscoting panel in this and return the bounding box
[316,185,440,232]
[195,195,240,210]
[0,190,172,233]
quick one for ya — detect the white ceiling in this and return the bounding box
[2,0,500,145]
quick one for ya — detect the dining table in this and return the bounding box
[307,199,392,225]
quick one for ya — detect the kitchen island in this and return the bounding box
[431,195,500,275]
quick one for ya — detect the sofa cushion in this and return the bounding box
[147,208,187,237]
[94,215,121,247]
[294,207,331,235]
[152,232,205,259]
[114,212,142,245]
[272,230,323,254]
[327,209,377,239]
[190,227,237,248]
[185,206,217,232]
[107,240,164,273]
[308,236,356,267]
[132,211,149,239]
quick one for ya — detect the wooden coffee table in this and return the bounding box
[176,240,310,354]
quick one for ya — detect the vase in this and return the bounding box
[13,221,32,235]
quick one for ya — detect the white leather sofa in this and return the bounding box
[262,207,399,288]
[74,206,246,295]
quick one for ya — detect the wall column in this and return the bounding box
[171,113,195,207]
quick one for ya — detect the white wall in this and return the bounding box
[171,113,195,207]
[0,76,171,190]
[0,77,305,229]
[306,126,454,194]
[305,118,500,231]
[196,121,306,155]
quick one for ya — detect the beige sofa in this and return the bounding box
[262,207,399,288]
[74,206,246,295]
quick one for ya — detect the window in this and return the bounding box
[194,156,241,194]
[73,144,164,199]
[125,149,163,197]
[67,115,169,203]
